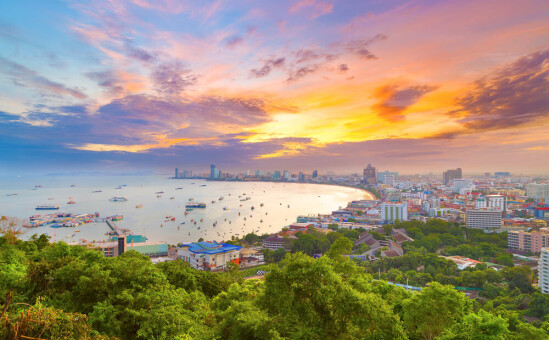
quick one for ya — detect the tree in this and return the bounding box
[438,310,510,340]
[272,248,286,262]
[501,266,534,293]
[527,292,549,318]
[0,216,23,245]
[402,282,472,340]
[326,237,353,259]
[244,233,259,244]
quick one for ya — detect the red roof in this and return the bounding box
[536,207,549,211]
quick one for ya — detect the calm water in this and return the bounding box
[0,175,371,244]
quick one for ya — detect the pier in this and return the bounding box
[105,218,121,235]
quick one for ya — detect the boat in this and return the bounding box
[110,197,128,202]
[260,203,264,207]
[92,190,102,193]
[170,197,175,200]
[111,215,123,221]
[35,185,42,188]
[136,204,143,208]
[67,201,76,204]
[48,198,54,200]
[157,195,162,198]
[219,196,224,200]
[36,205,59,210]
[223,207,228,210]
[175,187,183,190]
[211,200,216,204]
[155,191,165,194]
[200,184,207,187]
[115,186,122,189]
[70,184,76,187]
[185,203,206,208]
[6,193,18,196]
[251,206,255,210]
[181,222,185,224]
[171,217,176,221]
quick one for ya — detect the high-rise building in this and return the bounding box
[283,170,290,179]
[377,171,398,184]
[384,175,395,186]
[453,179,473,194]
[466,208,502,231]
[210,164,220,179]
[175,168,178,178]
[298,172,305,181]
[381,202,408,223]
[508,228,549,253]
[540,248,549,294]
[526,183,549,201]
[486,194,506,211]
[363,164,376,185]
[443,168,462,185]
[272,171,281,180]
[312,170,318,178]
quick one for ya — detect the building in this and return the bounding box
[210,164,220,179]
[175,168,178,178]
[443,168,462,185]
[453,179,473,194]
[466,208,502,231]
[312,170,318,178]
[381,202,408,223]
[540,248,549,294]
[494,172,511,177]
[298,172,305,181]
[526,183,549,201]
[177,242,241,271]
[384,175,395,186]
[283,170,290,180]
[363,164,377,185]
[377,171,398,184]
[263,235,295,250]
[272,171,281,180]
[507,228,549,253]
[486,194,507,211]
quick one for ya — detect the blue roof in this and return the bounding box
[182,242,242,254]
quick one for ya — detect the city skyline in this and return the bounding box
[1,0,549,174]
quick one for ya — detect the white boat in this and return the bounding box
[109,197,128,202]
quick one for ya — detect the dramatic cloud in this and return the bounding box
[287,65,319,83]
[453,49,549,131]
[0,57,87,99]
[85,70,124,95]
[372,84,437,121]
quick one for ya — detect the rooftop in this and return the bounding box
[179,242,242,254]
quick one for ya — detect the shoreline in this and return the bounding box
[171,177,378,201]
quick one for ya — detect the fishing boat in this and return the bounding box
[109,197,128,202]
[67,201,76,204]
[219,196,224,200]
[136,204,143,208]
[175,187,183,190]
[185,202,206,208]
[70,184,76,187]
[260,203,264,207]
[111,215,123,221]
[36,204,59,210]
[251,206,255,210]
[170,197,175,200]
[92,190,102,193]
[223,207,228,210]
[155,191,165,194]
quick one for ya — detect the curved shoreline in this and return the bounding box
[201,178,377,201]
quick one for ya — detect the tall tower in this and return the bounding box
[363,164,376,185]
[175,168,178,178]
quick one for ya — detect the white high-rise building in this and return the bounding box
[526,183,549,201]
[384,175,395,186]
[540,248,549,294]
[486,195,506,211]
[466,208,502,231]
[453,179,473,194]
[381,202,408,222]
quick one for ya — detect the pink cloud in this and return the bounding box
[289,0,333,19]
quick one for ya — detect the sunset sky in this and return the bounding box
[1,0,548,175]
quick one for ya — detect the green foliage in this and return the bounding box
[402,282,472,340]
[438,309,510,340]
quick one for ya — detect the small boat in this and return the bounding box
[200,218,204,222]
[181,222,185,224]
[171,217,176,221]
[260,203,264,207]
[288,205,290,208]
[223,207,228,210]
[186,203,206,208]
[157,195,162,198]
[260,219,263,223]
[67,201,76,204]
[175,187,183,190]
[155,191,165,194]
[92,190,102,193]
[251,206,255,210]
[136,204,143,208]
[70,184,76,187]
[75,229,80,232]
[200,184,207,187]
[219,196,224,200]
[211,200,216,204]
[170,197,175,200]
[48,197,54,200]
[109,197,127,202]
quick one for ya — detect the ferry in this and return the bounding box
[36,204,60,210]
[109,197,128,202]
[185,202,206,208]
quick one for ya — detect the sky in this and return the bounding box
[0,0,548,175]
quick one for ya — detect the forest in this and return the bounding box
[1,217,549,339]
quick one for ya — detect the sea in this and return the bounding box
[0,175,372,244]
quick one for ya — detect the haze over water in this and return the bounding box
[1,175,371,244]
